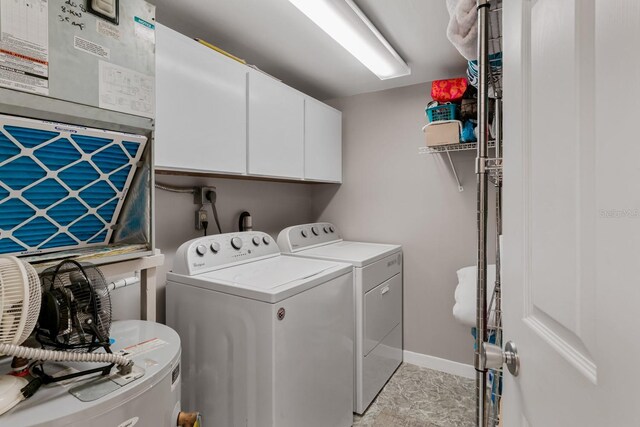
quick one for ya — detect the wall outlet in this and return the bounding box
[194,186,217,205]
[195,206,209,230]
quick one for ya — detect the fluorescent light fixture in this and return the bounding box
[289,0,411,80]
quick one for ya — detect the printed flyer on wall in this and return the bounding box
[0,0,50,95]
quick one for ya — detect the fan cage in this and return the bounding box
[37,260,112,353]
[0,256,41,346]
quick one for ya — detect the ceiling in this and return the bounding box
[148,0,467,100]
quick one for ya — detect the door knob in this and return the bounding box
[483,340,520,376]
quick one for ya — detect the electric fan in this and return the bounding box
[0,256,41,415]
[37,260,112,353]
[0,257,133,416]
[33,259,125,383]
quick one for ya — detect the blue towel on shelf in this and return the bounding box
[471,327,497,350]
[461,120,477,143]
[467,52,503,97]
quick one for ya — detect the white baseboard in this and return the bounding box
[403,350,475,379]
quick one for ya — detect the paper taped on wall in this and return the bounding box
[99,60,155,118]
[0,0,50,95]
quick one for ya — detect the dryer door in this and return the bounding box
[364,274,402,356]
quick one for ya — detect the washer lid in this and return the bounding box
[206,256,335,288]
[172,256,352,303]
[296,241,402,267]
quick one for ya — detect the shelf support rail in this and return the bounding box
[475,0,491,426]
[487,92,504,427]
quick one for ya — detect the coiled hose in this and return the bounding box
[0,343,134,374]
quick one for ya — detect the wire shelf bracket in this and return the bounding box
[446,150,465,192]
[419,141,496,192]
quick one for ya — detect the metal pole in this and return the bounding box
[494,93,503,347]
[489,93,504,427]
[476,0,490,425]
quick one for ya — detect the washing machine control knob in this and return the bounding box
[196,245,207,256]
[231,237,243,250]
[323,226,329,233]
[301,230,308,238]
[311,226,319,236]
[252,236,261,246]
[210,242,220,253]
[329,226,335,233]
[263,236,271,245]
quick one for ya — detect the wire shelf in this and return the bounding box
[418,141,496,155]
[490,169,503,186]
[418,141,498,192]
[488,0,503,97]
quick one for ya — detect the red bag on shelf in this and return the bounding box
[431,78,468,102]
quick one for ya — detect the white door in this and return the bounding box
[155,24,247,175]
[248,70,304,179]
[304,97,342,183]
[503,0,640,425]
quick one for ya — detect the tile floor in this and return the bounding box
[353,363,475,427]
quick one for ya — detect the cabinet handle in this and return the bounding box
[381,286,390,295]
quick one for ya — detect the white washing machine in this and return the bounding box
[166,231,354,427]
[277,223,403,414]
[0,320,182,427]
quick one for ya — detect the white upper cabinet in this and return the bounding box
[154,25,341,183]
[248,70,304,179]
[155,24,247,175]
[304,98,342,182]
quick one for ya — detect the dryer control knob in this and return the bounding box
[210,242,220,253]
[231,237,243,250]
[311,226,319,236]
[263,236,271,245]
[252,236,261,246]
[301,230,308,238]
[196,245,207,256]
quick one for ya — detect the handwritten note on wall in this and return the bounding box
[57,0,87,30]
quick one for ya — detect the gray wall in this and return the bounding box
[135,81,493,366]
[153,175,314,321]
[312,83,495,365]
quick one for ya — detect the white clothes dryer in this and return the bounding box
[166,231,354,427]
[277,223,403,414]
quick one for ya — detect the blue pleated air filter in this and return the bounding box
[0,114,147,256]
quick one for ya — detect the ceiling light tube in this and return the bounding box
[289,0,411,80]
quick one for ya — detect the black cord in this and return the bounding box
[211,204,222,234]
[205,191,223,234]
[203,220,208,236]
[21,376,43,399]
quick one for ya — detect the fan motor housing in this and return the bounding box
[36,260,112,353]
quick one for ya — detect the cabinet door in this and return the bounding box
[248,70,304,179]
[304,98,342,182]
[155,24,247,174]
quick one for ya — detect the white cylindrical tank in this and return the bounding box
[0,320,183,427]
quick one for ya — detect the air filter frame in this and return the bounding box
[0,114,147,256]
